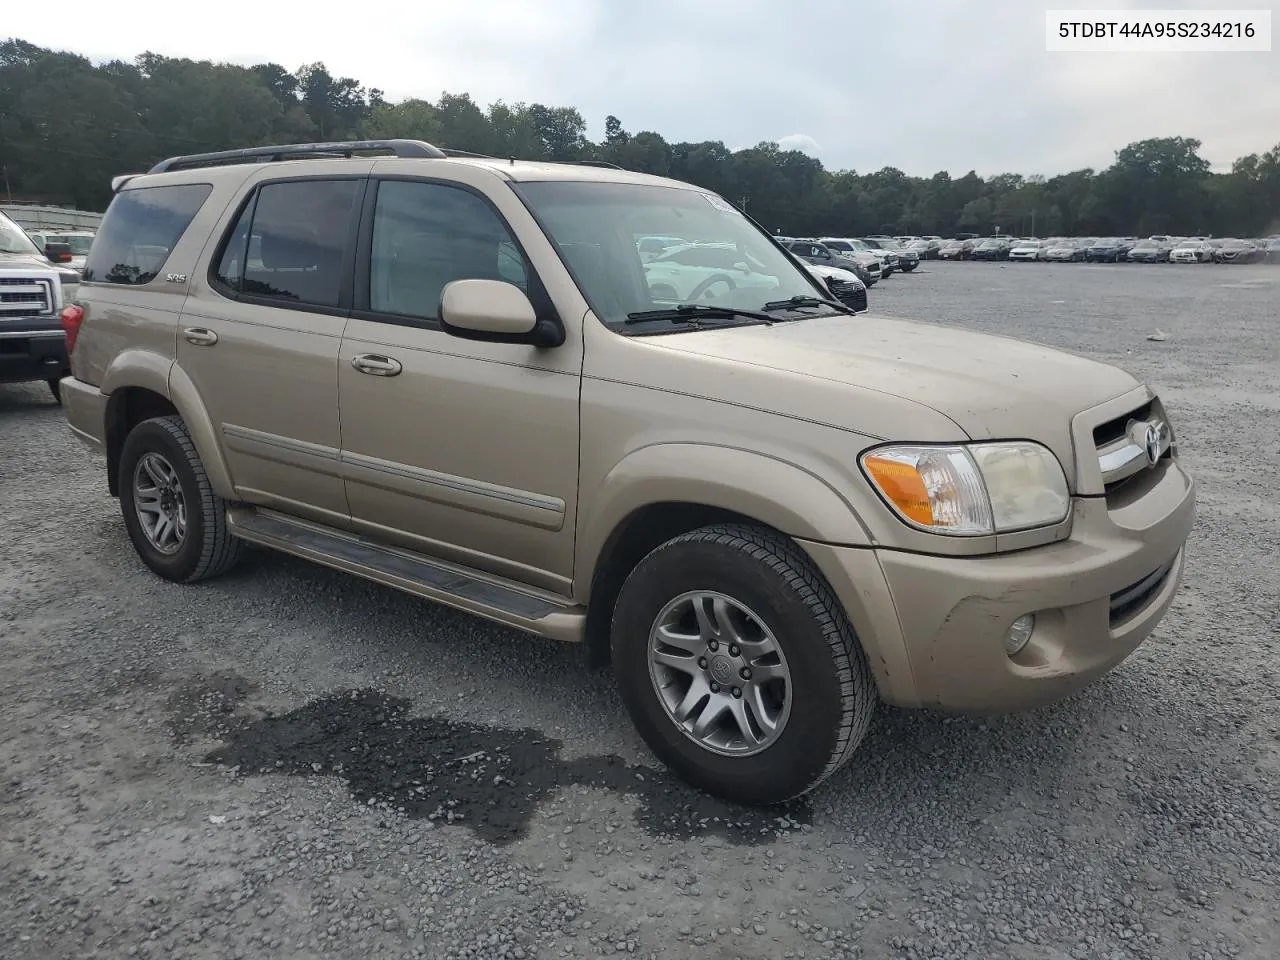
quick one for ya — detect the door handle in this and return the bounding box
[183,327,218,346]
[351,354,402,377]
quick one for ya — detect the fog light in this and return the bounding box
[1004,614,1035,657]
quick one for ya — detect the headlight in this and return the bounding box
[860,442,1070,536]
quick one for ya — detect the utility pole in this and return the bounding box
[740,196,749,211]
[2,165,11,203]
[1031,208,1037,237]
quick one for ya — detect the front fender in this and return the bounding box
[576,442,873,595]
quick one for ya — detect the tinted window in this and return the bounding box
[215,200,254,292]
[220,180,359,307]
[83,184,211,285]
[367,180,528,322]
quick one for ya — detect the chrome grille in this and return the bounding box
[826,279,868,313]
[0,276,54,320]
[1093,400,1173,491]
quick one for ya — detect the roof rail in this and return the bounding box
[563,159,623,170]
[441,148,497,159]
[146,139,447,174]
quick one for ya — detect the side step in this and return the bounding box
[225,507,586,643]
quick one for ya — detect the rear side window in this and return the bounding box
[214,179,360,309]
[83,184,212,285]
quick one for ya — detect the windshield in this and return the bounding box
[822,240,854,252]
[514,180,828,329]
[0,214,42,255]
[49,234,94,254]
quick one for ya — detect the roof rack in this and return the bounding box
[441,148,497,159]
[146,139,447,174]
[563,159,623,170]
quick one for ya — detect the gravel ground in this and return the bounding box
[2,260,1278,960]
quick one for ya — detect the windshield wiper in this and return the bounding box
[761,295,857,316]
[623,304,776,327]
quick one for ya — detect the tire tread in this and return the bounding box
[141,415,243,582]
[634,522,876,800]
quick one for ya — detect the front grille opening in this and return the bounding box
[1104,448,1173,500]
[1093,400,1153,448]
[1109,557,1176,626]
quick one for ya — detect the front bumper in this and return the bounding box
[800,460,1196,712]
[0,326,69,385]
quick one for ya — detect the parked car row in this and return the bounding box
[633,235,871,314]
[776,235,932,284]
[936,234,1280,264]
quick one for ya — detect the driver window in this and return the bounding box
[368,180,529,324]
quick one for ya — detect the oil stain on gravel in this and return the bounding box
[200,686,810,846]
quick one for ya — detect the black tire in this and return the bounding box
[611,523,876,805]
[47,377,63,405]
[118,415,244,583]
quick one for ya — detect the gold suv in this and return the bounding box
[59,140,1196,805]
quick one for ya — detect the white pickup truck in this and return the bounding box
[1,209,78,402]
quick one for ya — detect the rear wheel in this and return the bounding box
[611,524,876,805]
[47,378,63,405]
[119,415,244,583]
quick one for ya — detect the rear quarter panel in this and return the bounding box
[71,172,252,390]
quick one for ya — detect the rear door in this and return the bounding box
[178,169,368,527]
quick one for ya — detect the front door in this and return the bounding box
[178,173,367,527]
[337,177,582,595]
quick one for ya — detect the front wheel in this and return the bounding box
[119,415,244,583]
[611,524,876,805]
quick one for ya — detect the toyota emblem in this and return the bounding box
[1143,423,1162,466]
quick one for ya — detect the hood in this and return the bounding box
[804,262,865,288]
[0,251,60,272]
[645,313,1140,488]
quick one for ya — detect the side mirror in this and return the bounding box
[440,279,562,347]
[45,242,73,264]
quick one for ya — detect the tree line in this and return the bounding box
[3,38,1279,238]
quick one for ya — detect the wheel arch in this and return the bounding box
[577,444,874,668]
[101,356,233,499]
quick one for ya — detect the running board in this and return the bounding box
[225,507,586,643]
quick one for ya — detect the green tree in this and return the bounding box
[2,37,1276,238]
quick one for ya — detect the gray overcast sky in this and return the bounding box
[10,0,1279,176]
